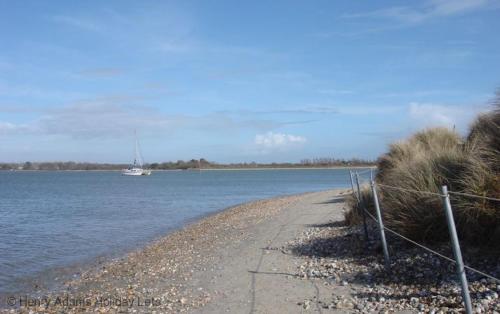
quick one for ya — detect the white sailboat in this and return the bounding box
[122,131,152,176]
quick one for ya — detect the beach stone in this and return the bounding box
[336,300,354,309]
[303,300,311,310]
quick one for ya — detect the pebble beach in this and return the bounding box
[2,189,499,313]
[1,193,305,313]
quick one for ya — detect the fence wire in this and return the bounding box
[362,207,457,264]
[448,190,500,202]
[377,183,500,203]
[354,168,374,175]
[357,190,500,284]
[351,168,500,203]
[377,183,443,197]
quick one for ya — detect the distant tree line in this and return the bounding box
[148,159,211,170]
[0,157,374,171]
[0,161,128,171]
[299,158,372,167]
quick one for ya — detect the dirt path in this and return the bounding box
[191,189,352,313]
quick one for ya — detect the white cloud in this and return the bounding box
[408,102,487,131]
[254,132,307,152]
[409,103,454,126]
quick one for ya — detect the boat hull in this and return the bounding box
[122,171,143,176]
[122,168,152,176]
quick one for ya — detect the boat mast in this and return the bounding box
[134,130,138,167]
[134,130,144,168]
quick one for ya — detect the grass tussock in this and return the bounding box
[376,128,469,243]
[347,96,500,248]
[455,99,500,245]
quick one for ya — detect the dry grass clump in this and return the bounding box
[346,97,500,248]
[375,128,468,243]
[453,152,500,245]
[376,127,464,184]
[371,102,500,247]
[454,101,500,245]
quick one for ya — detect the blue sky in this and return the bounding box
[0,0,499,163]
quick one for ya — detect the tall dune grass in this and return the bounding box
[376,128,468,243]
[455,99,500,245]
[345,98,500,248]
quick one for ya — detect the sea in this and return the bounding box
[0,168,360,294]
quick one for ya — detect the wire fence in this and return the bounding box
[361,203,500,282]
[349,169,500,314]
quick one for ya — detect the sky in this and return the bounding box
[0,0,499,163]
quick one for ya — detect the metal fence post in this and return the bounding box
[441,185,472,314]
[371,180,390,270]
[349,170,359,201]
[355,172,369,241]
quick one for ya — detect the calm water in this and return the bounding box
[0,169,354,293]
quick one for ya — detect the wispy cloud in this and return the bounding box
[318,89,355,95]
[49,6,195,56]
[156,41,194,53]
[218,103,413,117]
[0,100,291,139]
[51,15,104,32]
[332,104,404,115]
[0,121,32,135]
[218,105,340,116]
[38,103,174,138]
[78,67,124,78]
[0,104,46,113]
[376,89,471,99]
[342,0,494,24]
[0,81,85,100]
[48,7,277,64]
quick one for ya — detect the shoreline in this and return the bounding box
[0,166,376,172]
[195,166,375,171]
[0,190,327,313]
[5,188,492,313]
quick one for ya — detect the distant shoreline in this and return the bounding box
[195,166,376,171]
[1,166,376,172]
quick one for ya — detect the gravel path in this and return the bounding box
[192,190,352,314]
